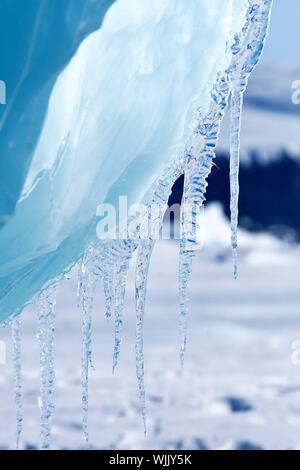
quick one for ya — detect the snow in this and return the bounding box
[0,205,299,450]
[203,203,283,256]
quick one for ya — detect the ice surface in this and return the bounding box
[0,0,115,227]
[0,0,249,323]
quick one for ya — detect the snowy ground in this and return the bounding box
[0,205,300,450]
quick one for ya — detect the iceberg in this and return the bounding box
[0,0,253,323]
[0,0,273,449]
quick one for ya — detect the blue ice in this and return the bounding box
[0,0,250,323]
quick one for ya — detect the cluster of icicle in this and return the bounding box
[7,0,272,449]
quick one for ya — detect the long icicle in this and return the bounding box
[90,240,136,374]
[37,284,57,450]
[177,11,252,365]
[178,0,273,363]
[179,74,231,366]
[112,241,134,374]
[230,90,243,280]
[229,0,273,278]
[133,166,180,427]
[178,247,194,367]
[101,241,116,320]
[103,265,115,320]
[80,258,97,447]
[135,239,154,435]
[12,317,23,449]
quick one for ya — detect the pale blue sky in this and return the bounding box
[261,0,300,64]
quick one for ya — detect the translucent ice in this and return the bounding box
[0,0,250,324]
[0,0,115,227]
[12,318,23,449]
[37,285,57,450]
[178,0,272,362]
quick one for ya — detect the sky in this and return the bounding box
[261,0,300,64]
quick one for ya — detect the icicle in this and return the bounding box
[229,0,273,278]
[12,317,22,449]
[77,262,84,309]
[99,241,116,319]
[230,90,243,280]
[37,284,57,450]
[179,76,231,366]
[112,240,135,374]
[178,248,194,367]
[80,257,97,447]
[179,155,212,367]
[135,239,154,435]
[89,241,116,319]
[103,266,115,320]
[178,0,273,362]
[85,240,136,375]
